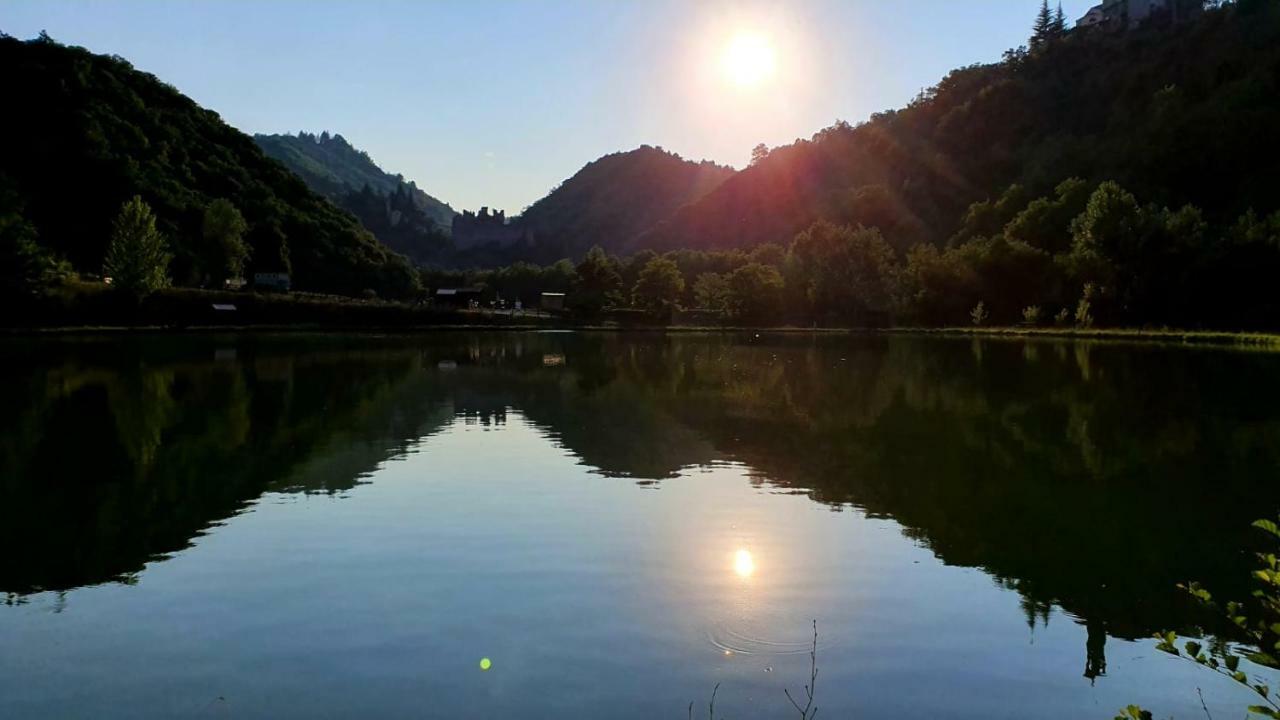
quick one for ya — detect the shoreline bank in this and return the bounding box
[6,321,1280,348]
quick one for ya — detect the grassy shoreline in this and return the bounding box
[878,325,1280,346]
[7,319,1280,348]
[10,284,1280,347]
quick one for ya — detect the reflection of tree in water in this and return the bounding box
[5,332,1280,672]
[519,334,1280,650]
[1085,618,1107,684]
[0,338,454,594]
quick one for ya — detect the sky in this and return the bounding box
[0,0,1095,215]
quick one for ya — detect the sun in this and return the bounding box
[720,32,777,89]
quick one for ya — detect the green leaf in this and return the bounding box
[1227,655,1242,672]
[1185,641,1203,657]
[1234,670,1250,683]
[1253,518,1280,538]
[1247,706,1280,718]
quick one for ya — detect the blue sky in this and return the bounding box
[1,1,1094,214]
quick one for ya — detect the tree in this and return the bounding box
[1003,178,1092,254]
[750,143,770,166]
[1052,3,1067,37]
[789,221,901,325]
[1031,0,1055,48]
[954,235,1060,322]
[953,185,1032,245]
[749,243,786,267]
[542,259,578,293]
[569,245,622,317]
[0,187,68,297]
[622,248,658,291]
[1069,182,1215,324]
[693,272,731,313]
[202,199,250,285]
[726,263,785,325]
[1068,182,1142,292]
[902,243,978,325]
[103,195,170,298]
[631,256,685,318]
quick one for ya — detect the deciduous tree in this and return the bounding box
[104,196,170,298]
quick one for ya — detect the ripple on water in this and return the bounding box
[705,613,830,656]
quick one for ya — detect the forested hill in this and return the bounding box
[0,34,419,297]
[254,132,456,231]
[255,132,456,265]
[520,146,734,258]
[638,1,1280,253]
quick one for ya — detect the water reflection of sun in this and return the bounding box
[734,548,756,578]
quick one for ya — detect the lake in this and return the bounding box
[3,332,1279,719]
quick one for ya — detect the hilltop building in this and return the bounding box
[1076,0,1198,30]
[451,207,534,250]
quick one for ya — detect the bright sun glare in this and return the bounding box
[720,33,777,89]
[734,549,756,578]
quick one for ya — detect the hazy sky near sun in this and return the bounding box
[1,1,1094,214]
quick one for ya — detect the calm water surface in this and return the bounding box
[3,332,1280,719]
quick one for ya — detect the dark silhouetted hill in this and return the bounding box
[519,145,734,258]
[0,34,419,297]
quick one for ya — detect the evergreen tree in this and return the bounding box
[1031,0,1054,48]
[1052,3,1067,37]
[104,195,170,297]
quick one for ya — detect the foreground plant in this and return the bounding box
[1118,518,1280,719]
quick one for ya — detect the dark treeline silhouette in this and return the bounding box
[0,34,421,299]
[427,176,1280,329]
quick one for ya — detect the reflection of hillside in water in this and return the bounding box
[5,333,1280,656]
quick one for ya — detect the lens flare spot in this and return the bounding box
[479,657,492,671]
[734,549,756,578]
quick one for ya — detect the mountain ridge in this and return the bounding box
[254,131,456,231]
[636,2,1280,253]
